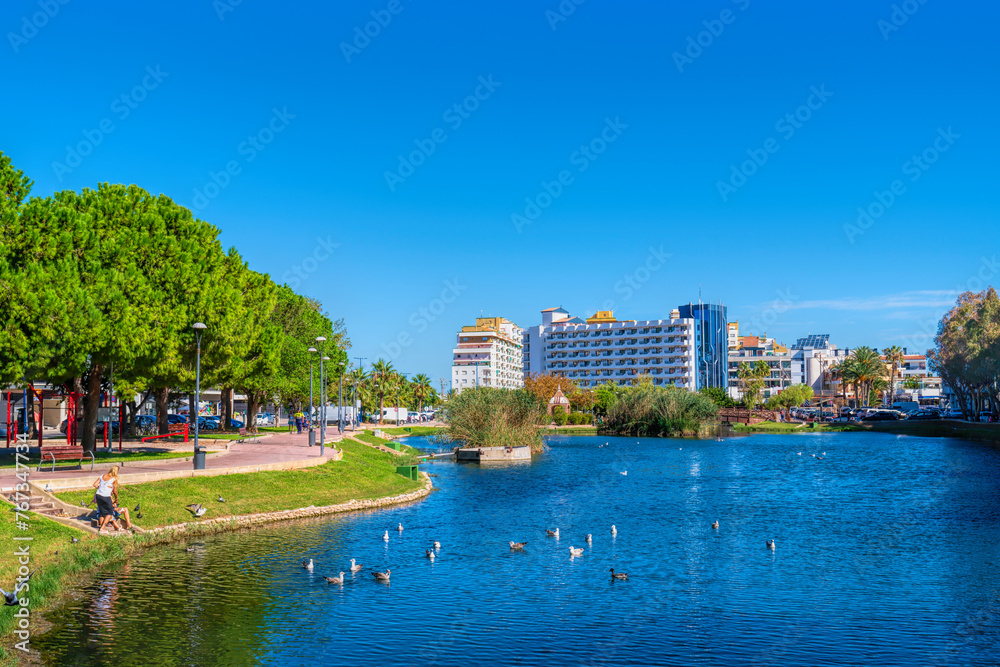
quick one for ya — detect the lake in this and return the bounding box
[33,432,1000,666]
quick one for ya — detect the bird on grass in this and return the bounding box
[80,499,92,508]
[136,511,143,519]
[217,495,226,503]
[711,521,719,530]
[609,568,629,581]
[569,546,584,557]
[545,528,560,538]
[186,504,206,518]
[350,559,364,572]
[302,559,314,570]
[133,503,141,513]
[324,573,345,584]
[766,540,776,551]
[70,537,79,544]
[2,569,36,606]
[509,541,528,550]
[372,569,391,582]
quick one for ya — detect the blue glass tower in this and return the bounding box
[677,302,728,390]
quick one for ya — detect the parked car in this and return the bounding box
[978,411,994,423]
[167,414,187,424]
[861,411,898,421]
[908,410,941,420]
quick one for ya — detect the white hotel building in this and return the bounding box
[522,307,697,389]
[451,317,524,393]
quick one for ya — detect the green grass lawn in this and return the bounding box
[0,449,221,470]
[379,426,444,437]
[54,439,422,530]
[351,433,423,463]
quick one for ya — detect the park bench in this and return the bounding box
[237,427,260,444]
[37,445,95,472]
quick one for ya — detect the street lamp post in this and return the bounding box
[338,361,346,434]
[396,372,408,427]
[307,346,317,441]
[354,357,366,429]
[319,357,330,454]
[192,322,207,470]
[316,336,327,455]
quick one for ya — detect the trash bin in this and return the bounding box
[308,429,316,447]
[193,447,206,470]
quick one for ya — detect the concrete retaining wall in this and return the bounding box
[456,446,531,463]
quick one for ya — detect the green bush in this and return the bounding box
[603,382,718,436]
[553,411,569,426]
[443,388,545,452]
[569,412,588,425]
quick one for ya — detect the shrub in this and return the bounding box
[602,383,718,437]
[443,388,545,452]
[570,412,588,425]
[553,411,569,426]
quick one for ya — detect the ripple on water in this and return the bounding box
[33,433,1000,666]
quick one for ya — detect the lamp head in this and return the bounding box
[192,322,207,331]
[315,336,327,343]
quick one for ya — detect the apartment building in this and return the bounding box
[451,317,524,393]
[522,307,697,389]
[727,335,795,399]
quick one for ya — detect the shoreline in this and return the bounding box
[2,472,433,664]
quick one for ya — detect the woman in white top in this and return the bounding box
[92,466,133,533]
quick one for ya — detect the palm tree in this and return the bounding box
[412,373,432,413]
[370,359,395,423]
[848,347,887,407]
[883,345,905,407]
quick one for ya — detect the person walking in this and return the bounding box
[92,466,134,533]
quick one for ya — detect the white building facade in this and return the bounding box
[522,308,698,389]
[451,317,524,393]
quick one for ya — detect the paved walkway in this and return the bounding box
[0,426,351,493]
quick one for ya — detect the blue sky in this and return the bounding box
[3,0,997,387]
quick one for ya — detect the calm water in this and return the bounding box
[35,433,1000,666]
